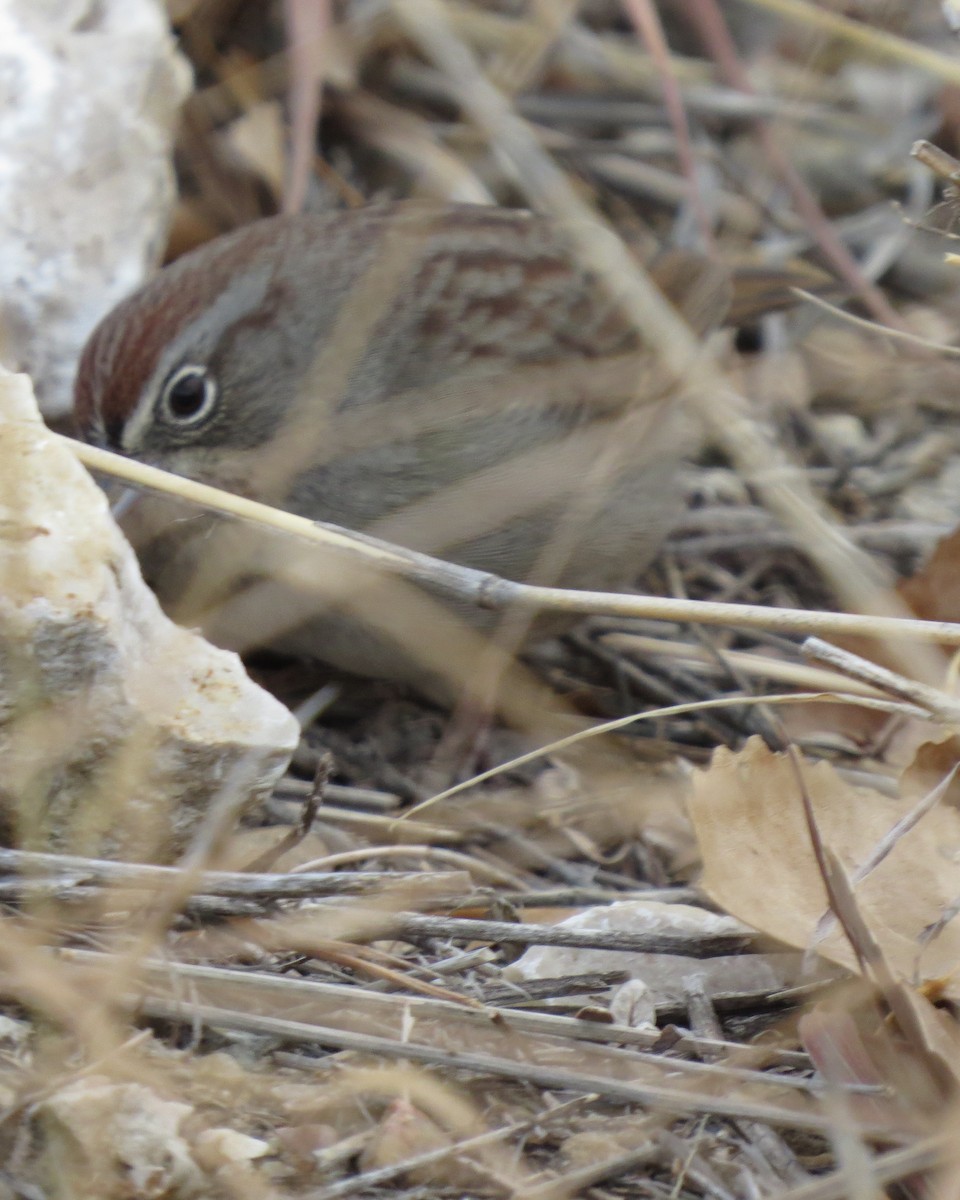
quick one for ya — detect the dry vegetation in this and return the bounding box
[5,0,960,1196]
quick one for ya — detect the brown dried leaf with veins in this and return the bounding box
[689,737,960,1000]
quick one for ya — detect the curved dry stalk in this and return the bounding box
[403,690,932,821]
[793,287,960,359]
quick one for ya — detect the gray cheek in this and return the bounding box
[203,343,302,452]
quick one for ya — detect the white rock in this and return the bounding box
[0,0,190,418]
[193,1127,271,1170]
[0,1013,31,1055]
[609,978,657,1031]
[0,369,299,859]
[40,1077,203,1198]
[504,899,803,1008]
[814,413,868,460]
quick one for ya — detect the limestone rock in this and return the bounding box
[40,1077,203,1199]
[0,0,190,418]
[504,899,804,1009]
[0,369,299,859]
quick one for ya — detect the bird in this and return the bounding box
[74,202,726,699]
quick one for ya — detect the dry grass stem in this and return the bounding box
[64,434,960,646]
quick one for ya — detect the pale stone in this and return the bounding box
[503,899,804,1008]
[0,369,299,859]
[0,0,191,418]
[40,1077,203,1198]
[0,1014,31,1055]
[192,1128,271,1171]
[609,978,657,1031]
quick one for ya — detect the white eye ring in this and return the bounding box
[160,364,218,425]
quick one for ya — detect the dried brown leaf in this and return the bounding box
[900,525,960,623]
[689,738,960,999]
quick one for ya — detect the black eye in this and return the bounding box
[160,365,218,424]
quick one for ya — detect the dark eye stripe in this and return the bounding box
[104,417,124,449]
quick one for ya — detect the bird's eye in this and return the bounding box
[160,365,218,425]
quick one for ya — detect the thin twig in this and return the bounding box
[0,848,467,900]
[62,436,960,648]
[282,0,330,213]
[241,752,332,873]
[792,287,960,359]
[306,1097,591,1200]
[384,912,756,957]
[62,949,814,1063]
[802,638,960,723]
[621,0,714,248]
[145,999,862,1132]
